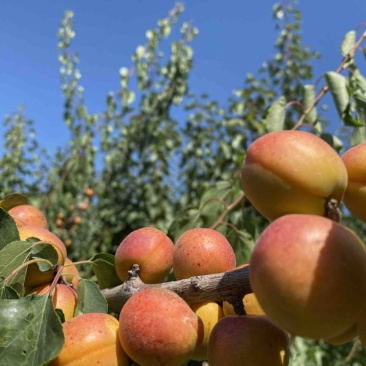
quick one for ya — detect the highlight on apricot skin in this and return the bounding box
[114,227,174,284]
[8,204,48,229]
[118,287,203,366]
[250,214,366,339]
[50,313,130,366]
[172,228,236,280]
[208,315,289,366]
[241,130,348,221]
[341,142,366,222]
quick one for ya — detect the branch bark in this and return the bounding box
[101,264,252,315]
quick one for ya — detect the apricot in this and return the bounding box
[8,204,48,228]
[208,315,289,366]
[241,130,348,220]
[19,226,67,288]
[30,283,77,321]
[189,301,224,361]
[172,228,236,280]
[341,143,366,222]
[115,227,174,284]
[118,288,203,366]
[50,313,130,366]
[325,324,357,345]
[250,214,366,339]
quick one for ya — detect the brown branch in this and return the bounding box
[210,191,246,230]
[292,30,366,131]
[101,264,252,314]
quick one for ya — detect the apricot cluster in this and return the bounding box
[241,130,366,346]
[7,204,80,320]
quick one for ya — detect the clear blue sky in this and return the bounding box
[1,1,366,156]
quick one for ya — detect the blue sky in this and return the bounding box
[1,1,366,156]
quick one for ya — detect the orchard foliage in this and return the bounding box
[2,1,366,365]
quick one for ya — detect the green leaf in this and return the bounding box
[0,241,33,290]
[320,133,343,152]
[30,243,59,272]
[0,285,20,300]
[303,85,317,124]
[263,96,286,132]
[74,278,108,315]
[351,127,366,146]
[0,208,20,250]
[340,30,356,57]
[0,193,29,211]
[325,72,351,124]
[0,295,64,366]
[91,253,122,290]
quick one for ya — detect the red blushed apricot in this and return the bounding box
[114,227,174,284]
[18,226,67,288]
[208,315,289,366]
[250,214,366,339]
[241,130,347,221]
[30,283,77,321]
[119,288,203,366]
[50,313,130,366]
[341,143,366,222]
[172,228,236,280]
[9,204,48,229]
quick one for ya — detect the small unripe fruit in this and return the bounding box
[250,214,366,339]
[241,130,347,220]
[50,313,130,366]
[173,228,236,280]
[208,315,289,366]
[119,288,203,366]
[62,258,80,289]
[115,227,174,284]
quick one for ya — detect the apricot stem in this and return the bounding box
[101,264,251,314]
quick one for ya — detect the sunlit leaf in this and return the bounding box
[0,193,29,211]
[0,208,20,250]
[91,253,122,290]
[0,295,64,365]
[263,96,286,132]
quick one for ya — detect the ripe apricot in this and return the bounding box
[172,228,236,280]
[30,283,77,321]
[189,301,224,360]
[118,288,203,366]
[341,143,366,222]
[250,214,366,339]
[241,130,347,220]
[9,204,48,228]
[208,315,289,366]
[50,313,129,366]
[115,227,174,284]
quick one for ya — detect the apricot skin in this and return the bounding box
[31,283,77,321]
[8,204,48,229]
[250,214,366,339]
[114,227,174,284]
[208,315,289,366]
[50,313,130,366]
[189,301,224,361]
[341,143,366,222]
[118,288,203,366]
[241,130,348,221]
[172,228,236,280]
[18,226,67,288]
